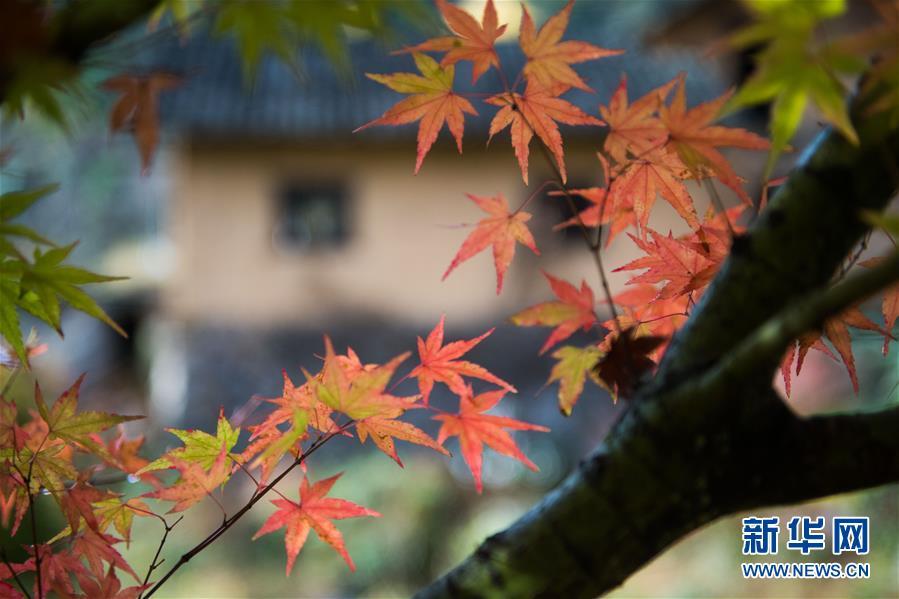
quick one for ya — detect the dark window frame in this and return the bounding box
[272,181,350,252]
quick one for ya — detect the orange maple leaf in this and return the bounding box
[313,336,414,419]
[433,388,549,493]
[397,0,506,84]
[607,148,698,230]
[487,81,602,184]
[510,272,597,354]
[356,417,449,467]
[442,192,539,294]
[102,73,181,174]
[252,473,380,575]
[519,0,622,93]
[356,53,477,174]
[410,315,516,405]
[600,74,677,165]
[659,75,770,204]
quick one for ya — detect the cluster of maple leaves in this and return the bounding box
[0,314,547,596]
[359,0,898,411]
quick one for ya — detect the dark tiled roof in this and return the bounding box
[146,1,725,140]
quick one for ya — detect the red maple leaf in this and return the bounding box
[252,473,380,575]
[615,229,717,301]
[102,72,181,174]
[784,307,890,394]
[510,272,597,354]
[519,0,622,92]
[397,0,506,84]
[861,256,899,354]
[486,81,602,185]
[442,192,539,294]
[659,75,770,204]
[600,75,678,165]
[410,315,516,404]
[433,388,549,492]
[356,53,477,174]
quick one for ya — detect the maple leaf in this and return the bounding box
[548,345,603,416]
[92,498,152,548]
[397,0,506,84]
[309,340,447,465]
[34,376,141,458]
[101,73,181,174]
[594,327,666,401]
[253,473,380,575]
[509,272,597,354]
[60,482,114,537]
[312,336,413,419]
[356,417,448,467]
[659,76,770,204]
[615,229,717,301]
[600,75,678,165]
[519,0,622,93]
[0,544,91,597]
[72,565,147,599]
[780,332,837,397]
[860,256,899,354]
[486,81,603,185]
[611,284,690,356]
[442,192,539,294]
[410,315,516,405]
[433,388,549,493]
[728,0,860,169]
[244,371,334,481]
[71,529,139,582]
[784,306,890,394]
[140,408,240,473]
[356,53,477,174]
[143,449,230,513]
[819,307,890,393]
[606,148,698,230]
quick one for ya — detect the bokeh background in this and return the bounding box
[1,1,896,597]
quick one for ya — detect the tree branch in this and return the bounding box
[416,92,899,598]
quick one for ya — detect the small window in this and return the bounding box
[274,183,348,251]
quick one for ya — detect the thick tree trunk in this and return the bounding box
[416,94,899,598]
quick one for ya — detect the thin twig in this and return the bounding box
[137,515,184,599]
[534,140,621,332]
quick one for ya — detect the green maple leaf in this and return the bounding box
[548,345,603,416]
[34,376,142,455]
[727,0,864,174]
[141,409,241,473]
